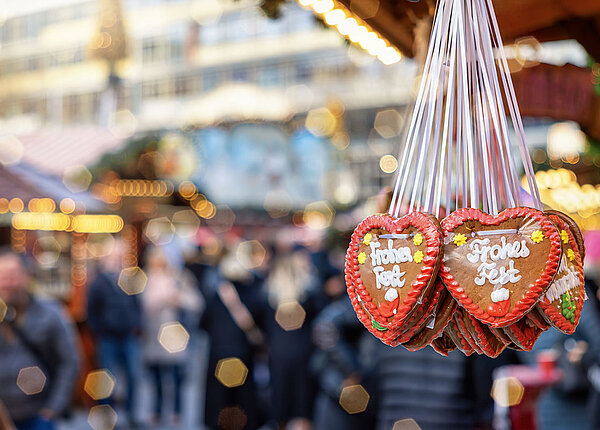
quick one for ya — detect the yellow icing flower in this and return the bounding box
[413,233,423,246]
[567,248,575,262]
[358,252,367,264]
[363,233,372,246]
[560,230,568,244]
[453,233,467,247]
[413,250,424,264]
[531,230,545,243]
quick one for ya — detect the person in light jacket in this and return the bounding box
[141,245,203,427]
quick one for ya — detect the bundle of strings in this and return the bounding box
[388,0,542,218]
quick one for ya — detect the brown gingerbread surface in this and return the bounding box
[441,208,561,327]
[357,227,430,321]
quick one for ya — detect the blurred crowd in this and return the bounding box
[3,231,600,430]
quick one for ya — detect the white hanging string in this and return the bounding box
[386,0,541,217]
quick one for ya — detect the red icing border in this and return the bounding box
[504,319,543,351]
[440,207,561,328]
[537,214,585,334]
[345,212,443,337]
[464,313,506,358]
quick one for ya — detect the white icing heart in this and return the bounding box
[384,288,399,302]
[491,288,510,303]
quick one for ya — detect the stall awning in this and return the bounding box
[17,126,125,176]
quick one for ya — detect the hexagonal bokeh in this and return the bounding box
[339,384,370,414]
[374,108,403,139]
[88,405,118,430]
[144,216,175,245]
[172,209,200,238]
[303,201,335,230]
[158,322,190,354]
[32,236,62,267]
[16,366,46,395]
[275,301,307,331]
[0,297,6,323]
[117,267,147,295]
[350,0,379,19]
[393,418,422,430]
[63,164,93,193]
[305,107,337,137]
[218,406,248,430]
[491,376,525,407]
[236,240,266,270]
[215,357,248,388]
[84,369,115,400]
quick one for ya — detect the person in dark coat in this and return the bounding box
[263,244,328,429]
[311,272,376,430]
[0,249,79,430]
[374,342,478,429]
[87,243,143,427]
[200,252,266,430]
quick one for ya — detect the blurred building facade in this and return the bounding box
[0,0,418,206]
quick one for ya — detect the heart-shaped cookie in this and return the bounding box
[440,207,561,328]
[546,210,585,260]
[345,212,443,342]
[431,332,457,356]
[503,318,545,351]
[536,213,585,334]
[460,311,507,358]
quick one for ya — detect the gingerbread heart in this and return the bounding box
[536,213,585,334]
[546,210,585,260]
[503,318,545,351]
[440,207,561,328]
[345,212,443,342]
[431,332,457,356]
[460,311,507,358]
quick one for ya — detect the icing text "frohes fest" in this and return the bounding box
[369,240,412,289]
[466,237,530,287]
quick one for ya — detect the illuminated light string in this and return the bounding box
[298,0,402,65]
[11,213,124,234]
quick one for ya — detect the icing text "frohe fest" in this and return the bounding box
[369,240,412,289]
[466,237,530,287]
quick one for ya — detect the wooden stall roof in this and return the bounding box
[342,0,600,60]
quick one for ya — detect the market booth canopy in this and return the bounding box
[343,0,600,59]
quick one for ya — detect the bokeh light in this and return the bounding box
[32,236,62,267]
[158,322,190,354]
[339,384,370,414]
[393,418,422,430]
[491,376,525,407]
[374,109,403,138]
[59,198,76,214]
[62,164,93,193]
[303,201,335,230]
[84,369,115,400]
[350,0,380,19]
[172,209,200,238]
[275,301,307,331]
[215,357,248,388]
[144,216,175,245]
[9,198,24,213]
[117,267,147,295]
[16,366,46,395]
[379,154,398,173]
[217,406,247,430]
[88,405,118,430]
[306,107,337,137]
[0,135,24,165]
[236,240,266,269]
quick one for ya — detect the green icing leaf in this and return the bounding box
[371,317,388,332]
